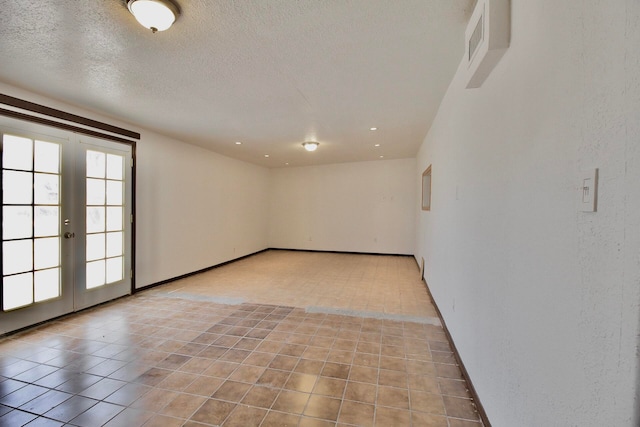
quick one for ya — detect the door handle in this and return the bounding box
[64,232,75,239]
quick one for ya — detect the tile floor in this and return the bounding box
[0,250,482,426]
[155,251,438,320]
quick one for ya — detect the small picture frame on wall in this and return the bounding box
[422,165,432,211]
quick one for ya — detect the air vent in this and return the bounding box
[468,12,484,62]
[464,0,510,88]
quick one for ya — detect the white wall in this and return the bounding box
[0,82,270,289]
[136,133,269,287]
[269,159,416,254]
[415,1,640,426]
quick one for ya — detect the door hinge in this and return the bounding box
[130,269,134,279]
[130,214,134,223]
[130,157,134,168]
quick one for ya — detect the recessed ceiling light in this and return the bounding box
[302,142,319,152]
[285,163,289,165]
[379,155,384,158]
[264,154,270,158]
[374,144,380,147]
[235,141,242,145]
[370,127,378,131]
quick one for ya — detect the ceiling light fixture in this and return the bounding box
[235,141,242,145]
[302,142,319,152]
[370,127,378,131]
[128,0,180,33]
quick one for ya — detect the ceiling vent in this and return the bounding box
[464,0,510,88]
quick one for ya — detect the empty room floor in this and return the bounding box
[0,250,483,426]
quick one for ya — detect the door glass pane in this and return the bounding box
[3,170,33,204]
[3,206,32,240]
[106,257,123,284]
[34,173,59,204]
[86,233,106,261]
[2,135,32,171]
[3,272,33,311]
[86,151,105,178]
[87,207,105,233]
[106,181,123,205]
[106,207,123,231]
[87,179,105,205]
[106,154,123,180]
[34,237,59,270]
[34,268,60,302]
[86,260,105,289]
[34,207,59,237]
[106,232,123,257]
[3,240,33,275]
[34,141,60,173]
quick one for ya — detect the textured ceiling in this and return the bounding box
[0,0,473,167]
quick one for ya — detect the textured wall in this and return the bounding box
[269,159,416,254]
[415,1,640,426]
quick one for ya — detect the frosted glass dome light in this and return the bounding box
[128,0,180,33]
[302,142,319,152]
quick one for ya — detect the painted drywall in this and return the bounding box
[269,159,416,254]
[0,82,270,289]
[135,134,269,287]
[415,1,640,426]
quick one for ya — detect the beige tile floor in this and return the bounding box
[154,251,438,321]
[0,250,482,426]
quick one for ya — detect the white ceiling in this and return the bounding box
[0,0,473,168]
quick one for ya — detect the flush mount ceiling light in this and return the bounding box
[302,142,319,152]
[128,0,180,33]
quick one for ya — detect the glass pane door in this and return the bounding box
[1,130,73,333]
[0,120,133,334]
[73,140,132,311]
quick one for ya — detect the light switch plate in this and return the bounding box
[580,169,598,212]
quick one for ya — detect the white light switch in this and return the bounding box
[580,169,598,212]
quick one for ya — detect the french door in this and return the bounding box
[1,117,132,334]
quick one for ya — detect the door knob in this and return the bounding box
[64,232,75,239]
